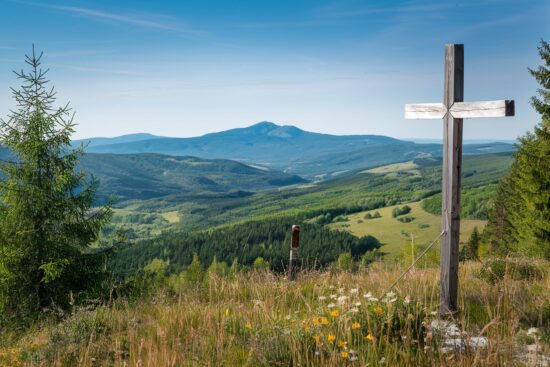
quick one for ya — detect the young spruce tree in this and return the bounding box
[486,40,550,259]
[0,47,112,319]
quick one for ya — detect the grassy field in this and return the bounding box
[329,201,486,259]
[2,261,548,366]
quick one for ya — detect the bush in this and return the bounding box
[477,258,546,283]
[253,257,270,270]
[397,216,415,223]
[336,252,354,272]
[364,211,381,220]
[392,205,411,218]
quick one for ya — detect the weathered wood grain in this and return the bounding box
[405,103,447,119]
[450,100,515,118]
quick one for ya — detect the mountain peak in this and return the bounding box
[246,121,304,138]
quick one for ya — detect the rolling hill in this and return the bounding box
[79,153,307,203]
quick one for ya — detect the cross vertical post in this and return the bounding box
[404,44,514,317]
[441,44,464,315]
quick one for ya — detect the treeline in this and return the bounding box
[110,216,381,276]
[421,184,498,220]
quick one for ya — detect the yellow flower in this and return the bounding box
[373,306,383,316]
[327,334,336,343]
[245,322,252,330]
[314,318,320,326]
[365,333,375,341]
[225,308,230,316]
[338,340,347,347]
[341,350,349,359]
[320,317,329,325]
[313,335,321,344]
[330,309,339,317]
[351,322,361,330]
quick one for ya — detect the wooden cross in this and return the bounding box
[404,44,514,315]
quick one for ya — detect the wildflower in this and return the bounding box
[339,287,345,293]
[328,303,336,308]
[379,357,386,364]
[527,327,539,337]
[363,292,372,299]
[388,297,397,304]
[331,309,340,317]
[327,334,336,343]
[350,288,359,294]
[404,296,411,304]
[320,317,329,325]
[373,306,383,315]
[337,295,348,304]
[350,307,359,313]
[245,322,252,330]
[285,315,291,320]
[225,308,230,316]
[338,340,347,347]
[366,333,375,341]
[313,335,321,344]
[319,296,327,301]
[351,322,361,330]
[386,291,396,298]
[355,302,361,307]
[341,350,349,359]
[330,294,337,299]
[314,318,320,326]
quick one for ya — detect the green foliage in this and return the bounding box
[485,40,550,259]
[185,253,203,283]
[360,249,381,269]
[110,216,380,276]
[477,258,546,284]
[391,205,411,218]
[460,227,480,261]
[336,252,354,272]
[143,258,169,281]
[396,216,415,223]
[0,48,112,319]
[207,256,229,277]
[252,257,269,270]
[422,184,499,220]
[364,211,381,220]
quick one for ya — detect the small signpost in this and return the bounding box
[289,225,300,281]
[405,44,514,315]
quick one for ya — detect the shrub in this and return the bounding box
[253,257,270,270]
[336,252,354,272]
[397,216,415,223]
[392,205,411,218]
[477,258,546,283]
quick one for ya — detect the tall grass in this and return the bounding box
[1,260,549,366]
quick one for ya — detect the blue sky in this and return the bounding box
[0,0,548,139]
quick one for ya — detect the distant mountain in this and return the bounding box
[72,133,161,148]
[79,153,306,203]
[79,122,515,178]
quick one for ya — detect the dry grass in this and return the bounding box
[2,261,549,366]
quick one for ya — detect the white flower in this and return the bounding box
[337,295,348,304]
[370,297,379,302]
[355,302,362,307]
[363,292,372,299]
[350,288,359,294]
[404,296,411,304]
[350,307,359,313]
[527,327,539,337]
[285,315,291,320]
[328,303,336,308]
[387,297,397,304]
[379,357,386,364]
[330,294,337,299]
[386,291,396,298]
[318,296,327,301]
[338,287,345,293]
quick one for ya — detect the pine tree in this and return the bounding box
[486,40,550,259]
[0,47,112,318]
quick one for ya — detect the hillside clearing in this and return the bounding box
[329,201,486,259]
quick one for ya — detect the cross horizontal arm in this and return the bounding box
[450,100,514,118]
[405,103,446,119]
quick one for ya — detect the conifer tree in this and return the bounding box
[486,40,550,258]
[0,47,112,318]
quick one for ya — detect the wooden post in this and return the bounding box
[410,234,415,272]
[440,44,463,315]
[289,225,300,281]
[404,44,514,317]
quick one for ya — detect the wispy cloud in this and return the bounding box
[316,1,459,18]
